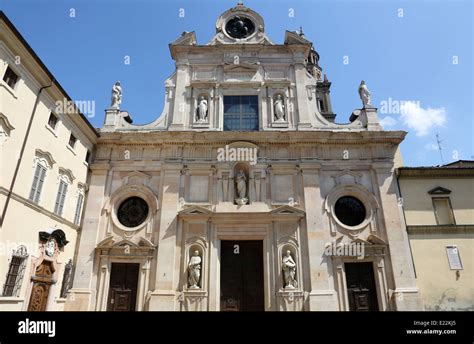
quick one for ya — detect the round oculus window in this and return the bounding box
[117,197,149,228]
[334,196,366,227]
[225,16,255,39]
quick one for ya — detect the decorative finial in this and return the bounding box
[324,74,328,82]
[237,1,244,6]
[298,26,305,37]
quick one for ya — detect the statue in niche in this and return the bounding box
[187,250,202,289]
[196,96,208,122]
[358,80,371,107]
[274,94,286,122]
[111,81,122,109]
[234,169,248,205]
[282,250,297,289]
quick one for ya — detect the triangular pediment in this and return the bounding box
[427,186,452,195]
[138,236,156,248]
[270,205,305,217]
[114,239,139,249]
[223,62,259,73]
[332,169,362,185]
[171,31,197,46]
[367,234,387,246]
[123,170,152,187]
[96,236,115,248]
[178,205,213,216]
[96,236,156,251]
[284,30,311,45]
[127,170,152,180]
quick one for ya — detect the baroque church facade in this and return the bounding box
[65,3,422,311]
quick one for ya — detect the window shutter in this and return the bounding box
[59,182,68,215]
[74,193,84,225]
[29,164,46,203]
[29,165,41,201]
[34,166,46,203]
[54,182,62,214]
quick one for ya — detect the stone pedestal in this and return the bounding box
[277,290,305,311]
[363,106,383,131]
[272,121,289,128]
[179,290,208,311]
[192,122,210,129]
[103,107,120,130]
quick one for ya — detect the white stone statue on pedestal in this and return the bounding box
[111,81,122,109]
[282,250,297,289]
[358,80,371,107]
[187,250,201,289]
[274,94,286,122]
[197,96,208,122]
[235,169,248,205]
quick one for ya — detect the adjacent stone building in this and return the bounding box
[0,11,98,310]
[398,160,474,311]
[64,3,422,311]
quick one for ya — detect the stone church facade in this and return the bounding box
[65,3,422,311]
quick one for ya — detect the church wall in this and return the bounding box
[64,129,423,311]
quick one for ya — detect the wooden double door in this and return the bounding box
[345,262,379,311]
[107,263,139,311]
[220,241,264,311]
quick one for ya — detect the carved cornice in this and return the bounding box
[407,225,474,235]
[97,131,406,146]
[397,167,474,178]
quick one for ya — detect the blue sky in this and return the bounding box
[2,0,473,166]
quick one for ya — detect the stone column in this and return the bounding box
[148,164,182,310]
[300,164,338,310]
[373,162,422,310]
[64,164,109,310]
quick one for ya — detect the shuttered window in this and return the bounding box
[54,181,68,215]
[74,193,84,225]
[29,164,47,204]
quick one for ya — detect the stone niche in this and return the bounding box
[180,222,208,311]
[275,222,304,311]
